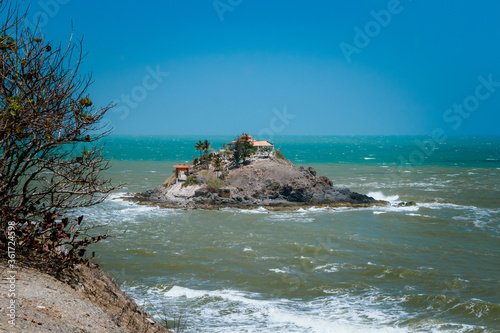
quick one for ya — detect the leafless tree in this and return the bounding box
[0,1,119,223]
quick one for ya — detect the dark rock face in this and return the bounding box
[278,187,313,203]
[307,167,317,177]
[318,176,333,187]
[194,189,209,197]
[218,187,232,199]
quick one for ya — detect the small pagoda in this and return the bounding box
[173,164,191,179]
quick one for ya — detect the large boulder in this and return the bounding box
[307,167,316,177]
[194,188,209,197]
[218,187,232,199]
[318,176,333,187]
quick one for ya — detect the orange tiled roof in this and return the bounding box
[230,135,273,147]
[252,141,273,147]
[173,165,191,168]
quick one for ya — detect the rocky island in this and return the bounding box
[130,134,387,210]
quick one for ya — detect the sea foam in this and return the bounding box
[130,284,483,333]
[367,191,400,202]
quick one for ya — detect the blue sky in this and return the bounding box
[22,0,500,136]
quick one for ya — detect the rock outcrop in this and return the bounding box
[131,159,385,210]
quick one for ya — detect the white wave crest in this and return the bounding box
[313,263,339,273]
[147,285,478,333]
[367,191,400,202]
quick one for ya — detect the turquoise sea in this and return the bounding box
[77,135,500,332]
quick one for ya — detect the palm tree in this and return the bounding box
[195,140,204,159]
[202,140,211,156]
[213,154,223,178]
[202,140,212,169]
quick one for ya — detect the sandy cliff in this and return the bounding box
[0,261,171,333]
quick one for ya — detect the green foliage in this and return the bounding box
[212,154,223,171]
[79,97,92,107]
[0,35,16,51]
[207,177,225,192]
[260,146,273,153]
[199,170,211,183]
[229,134,257,164]
[275,148,285,160]
[194,140,204,158]
[182,175,197,187]
[202,139,211,155]
[194,139,212,169]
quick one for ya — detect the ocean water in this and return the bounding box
[76,135,500,332]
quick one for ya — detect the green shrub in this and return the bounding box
[207,178,225,192]
[275,149,285,160]
[260,146,273,154]
[182,175,197,187]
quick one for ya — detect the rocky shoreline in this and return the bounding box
[129,159,388,210]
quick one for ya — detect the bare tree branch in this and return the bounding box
[0,0,121,220]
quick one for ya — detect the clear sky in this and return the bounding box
[20,0,500,136]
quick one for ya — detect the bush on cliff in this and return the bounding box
[0,1,117,280]
[182,175,197,187]
[275,149,286,160]
[207,178,225,192]
[1,199,108,279]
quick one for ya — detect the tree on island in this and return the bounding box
[194,139,212,168]
[0,1,118,275]
[194,140,204,160]
[212,153,223,177]
[202,139,212,156]
[197,139,211,169]
[229,133,256,165]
